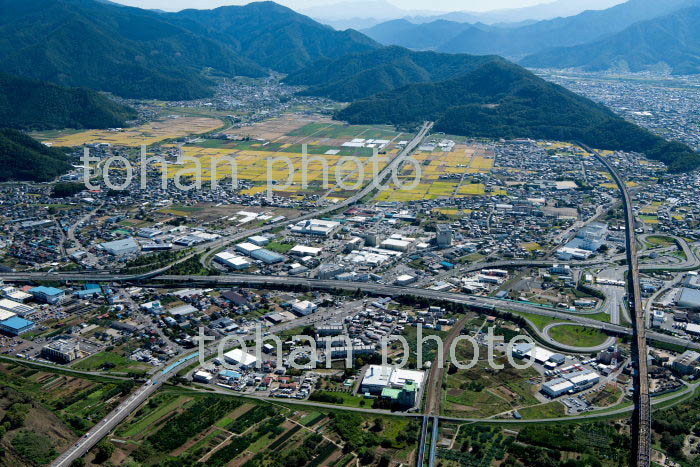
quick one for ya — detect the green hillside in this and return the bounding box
[336,60,700,173]
[172,1,379,74]
[0,0,377,100]
[0,129,71,182]
[284,46,502,102]
[0,73,136,130]
[520,7,700,74]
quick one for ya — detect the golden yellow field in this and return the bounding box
[39,117,224,147]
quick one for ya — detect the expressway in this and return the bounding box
[49,352,199,467]
[585,144,652,467]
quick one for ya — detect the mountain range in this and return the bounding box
[521,6,700,74]
[306,0,625,31]
[284,46,501,101]
[362,0,697,58]
[285,46,700,172]
[0,0,377,100]
[0,73,136,130]
[2,0,700,181]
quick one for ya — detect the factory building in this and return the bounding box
[1,286,31,303]
[678,288,700,310]
[541,370,600,398]
[99,237,140,256]
[223,349,258,369]
[0,298,35,317]
[395,274,417,286]
[250,248,286,264]
[292,300,317,316]
[360,365,425,395]
[29,286,65,304]
[671,350,700,375]
[0,316,35,336]
[290,245,322,257]
[214,251,251,270]
[289,219,340,237]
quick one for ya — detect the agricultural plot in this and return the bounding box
[438,421,630,466]
[374,144,503,202]
[443,341,541,419]
[35,116,224,147]
[104,389,419,466]
[0,361,134,465]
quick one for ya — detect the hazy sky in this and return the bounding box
[110,0,551,13]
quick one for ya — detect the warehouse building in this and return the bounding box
[292,300,317,316]
[678,288,700,310]
[541,378,574,398]
[223,349,258,369]
[289,219,340,237]
[360,365,425,395]
[235,242,261,256]
[99,237,140,256]
[248,235,270,246]
[29,286,65,304]
[0,298,35,317]
[380,238,411,252]
[214,251,251,270]
[290,245,322,257]
[1,286,31,303]
[0,316,35,336]
[250,248,286,264]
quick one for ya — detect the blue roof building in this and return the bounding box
[30,286,65,304]
[0,316,35,336]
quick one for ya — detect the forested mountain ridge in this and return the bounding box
[0,129,72,182]
[335,60,700,173]
[0,73,136,130]
[520,6,700,75]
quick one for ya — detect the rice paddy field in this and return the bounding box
[35,111,512,202]
[375,143,505,202]
[33,116,224,147]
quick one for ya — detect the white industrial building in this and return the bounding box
[235,242,262,256]
[542,369,600,398]
[360,365,425,394]
[289,219,340,237]
[100,237,140,256]
[292,300,317,316]
[223,349,258,369]
[290,245,322,256]
[0,299,35,317]
[380,238,411,252]
[193,370,214,383]
[248,235,270,246]
[1,286,31,303]
[214,251,251,270]
[395,274,417,286]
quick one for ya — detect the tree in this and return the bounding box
[94,440,115,464]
